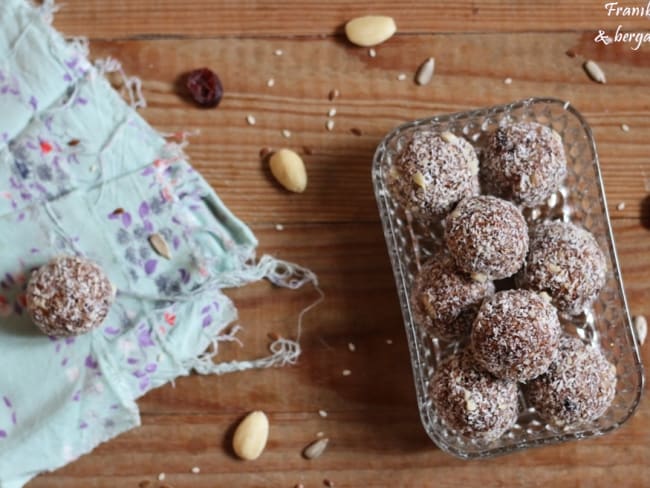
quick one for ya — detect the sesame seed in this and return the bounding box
[325,119,335,131]
[368,48,376,58]
[504,77,513,85]
[191,466,201,474]
[274,49,283,56]
[316,431,325,437]
[246,114,256,126]
[348,342,356,352]
[386,339,393,345]
[281,129,291,139]
[275,224,284,231]
[617,202,626,211]
[342,369,351,376]
[397,73,407,81]
[328,108,337,117]
[267,78,275,87]
[621,123,630,132]
[318,409,328,418]
[157,473,166,482]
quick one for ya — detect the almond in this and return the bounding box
[344,15,397,47]
[269,149,307,193]
[232,411,269,460]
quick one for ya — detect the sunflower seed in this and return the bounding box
[368,48,377,58]
[246,114,256,125]
[148,233,172,260]
[303,438,329,459]
[584,60,606,84]
[635,315,647,345]
[415,57,435,86]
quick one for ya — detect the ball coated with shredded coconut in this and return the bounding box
[388,131,479,220]
[524,335,617,427]
[445,195,529,280]
[471,290,561,382]
[429,350,519,441]
[517,221,607,316]
[410,254,494,340]
[26,255,115,337]
[481,122,567,207]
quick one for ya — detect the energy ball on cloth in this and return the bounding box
[429,350,519,441]
[481,122,567,207]
[445,195,529,280]
[524,335,617,427]
[517,220,607,316]
[471,290,561,382]
[410,254,494,340]
[387,130,479,221]
[26,255,115,337]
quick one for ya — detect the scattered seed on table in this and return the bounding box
[584,60,606,83]
[621,123,630,132]
[386,339,393,345]
[328,108,337,117]
[566,49,576,58]
[303,438,329,460]
[635,315,647,345]
[328,89,340,101]
[274,49,283,56]
[348,342,356,352]
[617,202,626,211]
[246,114,256,125]
[316,431,325,437]
[415,57,435,86]
[397,73,407,81]
[326,119,335,131]
[275,224,284,231]
[259,147,273,160]
[350,128,363,136]
[282,129,292,139]
[267,78,275,87]
[158,473,166,482]
[504,77,513,85]
[318,409,328,418]
[342,369,351,376]
[324,479,335,487]
[191,466,200,474]
[368,47,376,58]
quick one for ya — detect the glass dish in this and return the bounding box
[372,97,645,459]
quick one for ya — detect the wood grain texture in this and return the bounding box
[25,1,650,487]
[53,0,650,38]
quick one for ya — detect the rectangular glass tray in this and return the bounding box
[372,97,645,459]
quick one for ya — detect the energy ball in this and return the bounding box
[430,350,519,441]
[471,290,561,382]
[518,221,607,316]
[388,130,479,220]
[26,255,115,337]
[410,254,494,340]
[445,195,529,280]
[481,122,567,207]
[525,335,617,427]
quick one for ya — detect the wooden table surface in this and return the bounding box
[29,1,650,486]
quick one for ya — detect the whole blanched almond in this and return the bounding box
[270,149,307,193]
[233,411,269,460]
[345,15,397,47]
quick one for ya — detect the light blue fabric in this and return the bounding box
[0,1,314,486]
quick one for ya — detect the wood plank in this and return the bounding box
[76,35,650,224]
[28,221,650,486]
[52,0,650,38]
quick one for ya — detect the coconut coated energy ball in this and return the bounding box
[429,350,519,441]
[445,195,529,280]
[525,335,617,427]
[471,290,561,382]
[481,122,567,207]
[410,254,494,340]
[388,131,479,220]
[518,221,607,316]
[26,255,115,337]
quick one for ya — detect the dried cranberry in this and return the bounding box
[186,68,223,108]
